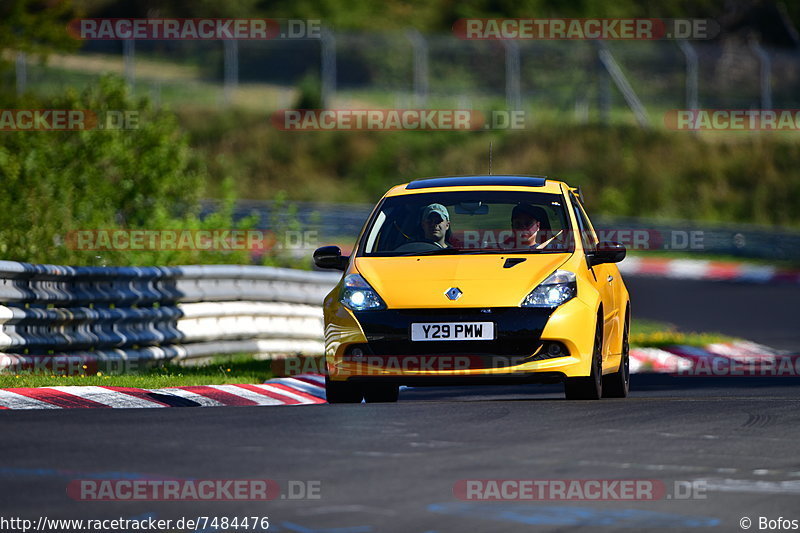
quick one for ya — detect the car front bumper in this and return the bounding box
[324,297,598,382]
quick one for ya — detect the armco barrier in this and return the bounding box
[0,261,340,371]
[224,201,800,263]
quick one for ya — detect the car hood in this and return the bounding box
[354,253,571,308]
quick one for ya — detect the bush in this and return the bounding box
[293,73,323,110]
[0,75,260,266]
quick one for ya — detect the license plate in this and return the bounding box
[410,322,494,341]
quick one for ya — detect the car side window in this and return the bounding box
[571,197,597,253]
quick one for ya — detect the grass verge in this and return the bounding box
[630,319,737,348]
[0,354,275,389]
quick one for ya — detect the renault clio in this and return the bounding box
[313,176,630,402]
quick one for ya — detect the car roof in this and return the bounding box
[385,175,568,197]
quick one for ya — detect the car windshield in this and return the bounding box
[359,191,575,257]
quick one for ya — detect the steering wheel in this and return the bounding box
[393,241,443,253]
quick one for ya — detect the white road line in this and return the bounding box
[699,478,800,495]
[45,386,165,409]
[0,389,61,410]
[207,385,286,405]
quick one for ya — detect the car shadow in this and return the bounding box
[396,373,800,402]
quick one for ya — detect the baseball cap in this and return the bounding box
[421,203,450,221]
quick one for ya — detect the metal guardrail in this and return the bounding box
[226,200,800,263]
[0,261,340,371]
[595,216,800,263]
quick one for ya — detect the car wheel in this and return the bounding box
[564,314,603,400]
[325,376,363,404]
[362,383,399,403]
[603,312,630,398]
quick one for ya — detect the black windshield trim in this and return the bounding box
[357,190,576,258]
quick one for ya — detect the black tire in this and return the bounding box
[603,311,630,398]
[362,383,399,403]
[325,376,363,404]
[564,314,603,400]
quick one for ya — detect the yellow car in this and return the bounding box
[313,175,630,402]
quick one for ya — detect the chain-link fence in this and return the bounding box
[13,31,800,125]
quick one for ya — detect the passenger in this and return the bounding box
[507,203,546,248]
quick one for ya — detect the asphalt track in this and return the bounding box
[1,277,799,532]
[2,375,799,532]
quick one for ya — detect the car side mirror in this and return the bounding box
[588,241,626,266]
[313,246,350,271]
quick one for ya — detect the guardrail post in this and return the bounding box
[596,46,610,125]
[123,39,136,92]
[15,52,26,97]
[406,29,429,108]
[503,40,522,112]
[320,28,337,109]
[595,41,650,128]
[678,40,699,111]
[749,38,772,110]
[223,39,239,106]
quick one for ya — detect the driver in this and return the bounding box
[420,203,451,248]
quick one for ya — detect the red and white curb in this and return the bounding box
[0,374,326,410]
[619,257,800,284]
[2,341,796,410]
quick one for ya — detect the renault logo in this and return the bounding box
[445,287,462,301]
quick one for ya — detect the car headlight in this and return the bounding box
[521,270,577,308]
[340,274,386,311]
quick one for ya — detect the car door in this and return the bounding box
[570,194,617,363]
